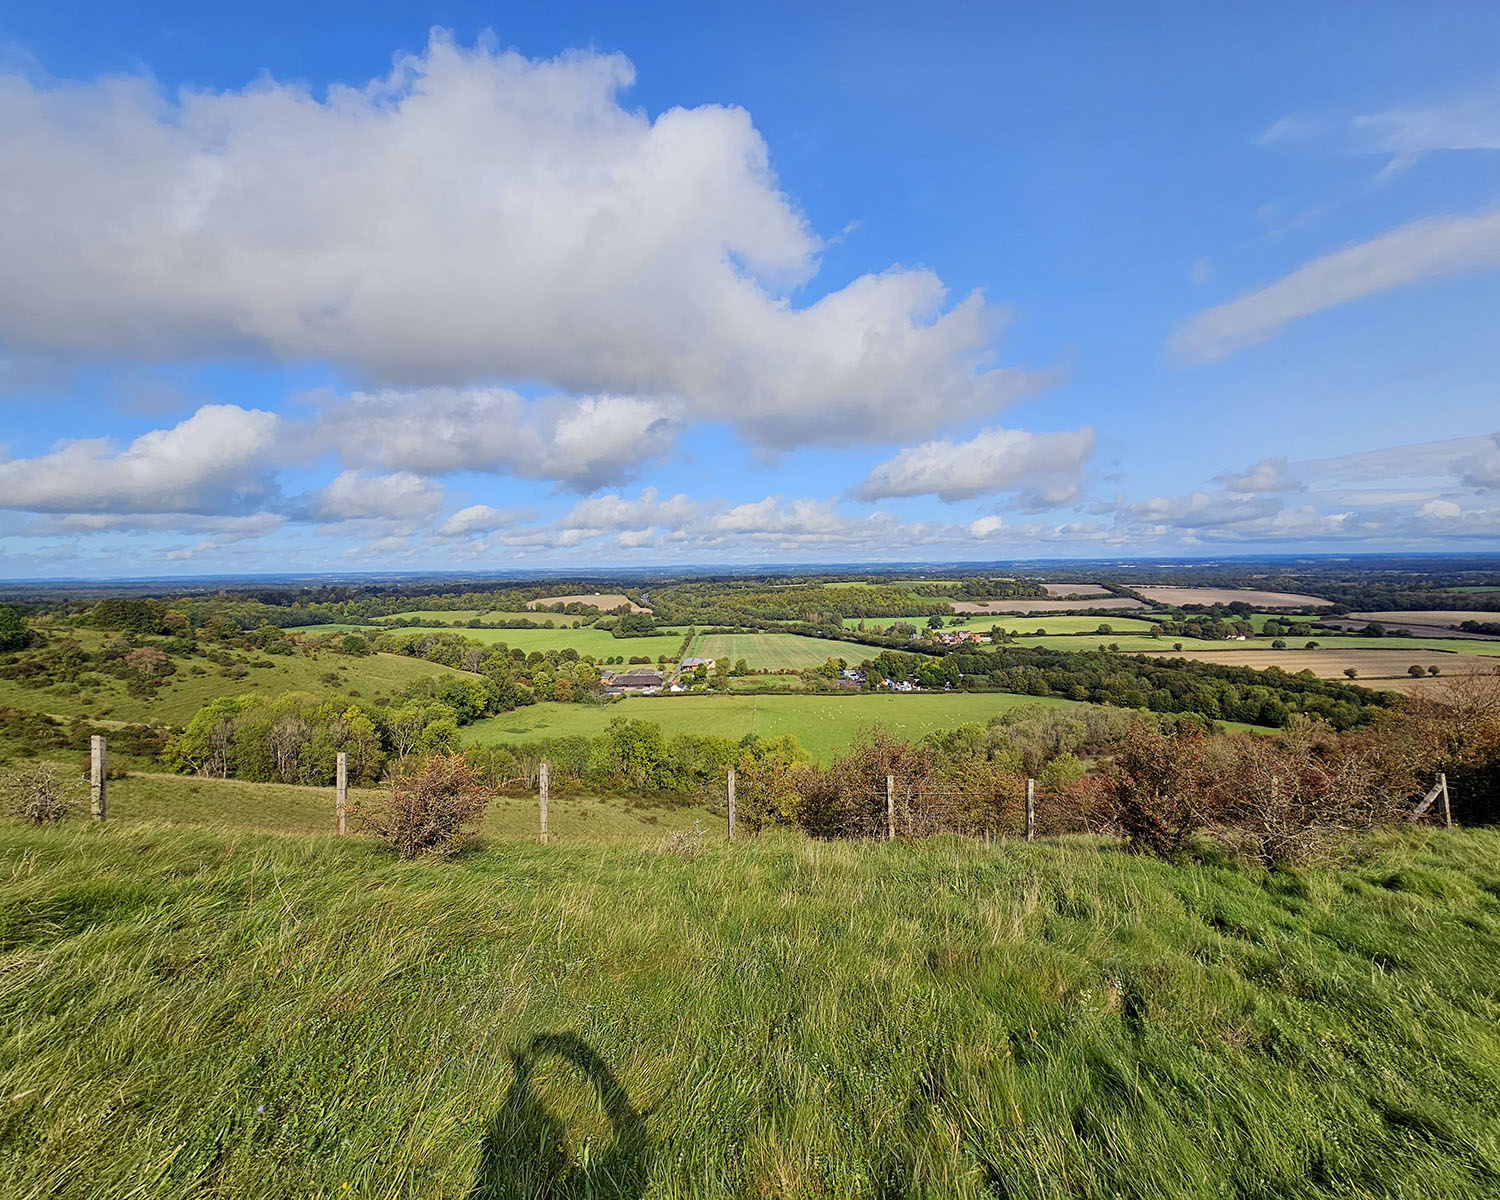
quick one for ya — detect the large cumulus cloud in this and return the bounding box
[0,34,1045,447]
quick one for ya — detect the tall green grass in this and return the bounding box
[1,822,1497,1197]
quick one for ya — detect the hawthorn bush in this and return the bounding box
[2,764,77,825]
[1103,722,1216,858]
[360,753,491,859]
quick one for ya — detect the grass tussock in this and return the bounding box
[0,824,1498,1197]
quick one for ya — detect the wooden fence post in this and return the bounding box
[886,774,895,841]
[727,768,736,841]
[335,751,348,836]
[1025,777,1035,843]
[539,761,549,845]
[1410,773,1446,822]
[89,735,106,822]
[1440,771,1451,828]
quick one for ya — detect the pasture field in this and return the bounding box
[384,608,490,623]
[951,596,1148,614]
[726,673,807,692]
[842,614,1158,635]
[1246,612,1332,631]
[283,622,381,634]
[0,628,478,725]
[693,632,845,671]
[377,610,586,628]
[3,822,1497,1197]
[1351,610,1498,628]
[26,769,710,841]
[466,692,1081,761]
[528,592,648,612]
[1132,585,1331,608]
[1442,585,1500,593]
[385,625,689,660]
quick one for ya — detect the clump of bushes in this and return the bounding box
[1100,717,1423,866]
[2,764,77,825]
[360,753,491,859]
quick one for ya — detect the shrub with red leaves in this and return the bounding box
[1104,721,1216,858]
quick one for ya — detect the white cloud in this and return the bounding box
[1355,93,1500,156]
[1118,491,1283,531]
[852,425,1095,503]
[1418,499,1461,519]
[1170,209,1500,363]
[1456,435,1500,489]
[1214,456,1304,493]
[0,34,1046,446]
[1266,83,1500,159]
[310,387,679,489]
[0,404,279,513]
[434,505,522,537]
[308,470,443,522]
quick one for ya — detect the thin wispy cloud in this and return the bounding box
[1170,209,1500,363]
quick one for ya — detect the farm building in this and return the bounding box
[602,668,664,694]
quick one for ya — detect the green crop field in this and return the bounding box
[384,625,690,660]
[693,632,845,671]
[3,821,1497,1197]
[466,692,1082,760]
[0,627,480,726]
[284,622,382,633]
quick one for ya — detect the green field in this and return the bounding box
[693,632,846,671]
[0,628,479,726]
[3,821,1497,1197]
[284,622,382,634]
[384,625,690,660]
[380,610,587,627]
[40,769,710,841]
[466,692,1082,760]
[843,614,1158,635]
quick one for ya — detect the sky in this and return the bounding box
[1,1,1499,578]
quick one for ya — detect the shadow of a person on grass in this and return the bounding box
[469,1032,650,1199]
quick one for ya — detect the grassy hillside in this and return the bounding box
[466,692,1085,760]
[0,627,481,725]
[1,823,1496,1197]
[384,625,690,659]
[43,769,713,841]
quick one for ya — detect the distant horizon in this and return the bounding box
[4,550,1499,595]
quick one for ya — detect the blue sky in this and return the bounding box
[2,2,1499,577]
